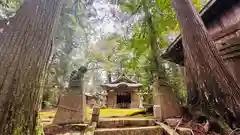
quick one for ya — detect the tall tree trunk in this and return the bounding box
[107,71,112,83]
[0,0,62,134]
[171,0,240,127]
[107,56,112,83]
[142,0,182,119]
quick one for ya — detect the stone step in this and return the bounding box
[98,119,155,128]
[94,126,163,135]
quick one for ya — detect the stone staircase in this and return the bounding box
[94,119,163,135]
[94,126,163,135]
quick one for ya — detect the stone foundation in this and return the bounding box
[52,93,86,124]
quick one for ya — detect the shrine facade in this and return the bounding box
[100,74,142,109]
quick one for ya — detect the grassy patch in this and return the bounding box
[39,110,56,118]
[40,107,146,126]
[99,109,144,117]
[40,108,144,119]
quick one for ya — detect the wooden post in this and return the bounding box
[91,107,100,124]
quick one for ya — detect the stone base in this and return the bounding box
[153,80,182,119]
[52,93,86,124]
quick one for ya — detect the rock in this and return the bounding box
[155,122,180,135]
[165,118,183,127]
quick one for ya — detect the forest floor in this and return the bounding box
[41,108,232,135]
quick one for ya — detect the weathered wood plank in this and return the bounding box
[219,44,240,56]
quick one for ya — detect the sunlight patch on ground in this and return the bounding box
[40,107,146,126]
[99,108,144,117]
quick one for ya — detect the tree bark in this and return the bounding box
[171,0,240,126]
[0,0,62,134]
[0,19,8,30]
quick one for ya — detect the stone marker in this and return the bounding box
[52,67,87,125]
[91,107,100,124]
[154,105,162,121]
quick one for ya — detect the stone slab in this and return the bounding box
[95,126,163,135]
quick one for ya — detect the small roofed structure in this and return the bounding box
[100,73,142,109]
[162,0,240,84]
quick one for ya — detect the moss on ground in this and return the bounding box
[99,109,144,117]
[40,107,147,126]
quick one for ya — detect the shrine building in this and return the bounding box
[100,74,142,109]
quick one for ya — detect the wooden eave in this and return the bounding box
[162,0,240,65]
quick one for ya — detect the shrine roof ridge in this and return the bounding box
[110,73,139,84]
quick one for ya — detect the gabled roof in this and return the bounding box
[100,82,142,89]
[111,73,137,84]
[162,0,240,65]
[100,73,142,89]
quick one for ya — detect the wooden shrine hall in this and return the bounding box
[162,0,240,83]
[100,74,142,109]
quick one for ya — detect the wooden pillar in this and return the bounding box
[107,90,116,108]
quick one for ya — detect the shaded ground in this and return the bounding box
[41,107,153,134]
[44,124,90,135]
[41,108,230,135]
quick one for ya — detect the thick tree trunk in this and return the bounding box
[0,0,62,134]
[171,0,240,127]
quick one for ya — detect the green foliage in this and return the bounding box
[0,0,23,19]
[115,0,207,103]
[44,0,209,105]
[166,63,187,104]
[36,116,44,135]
